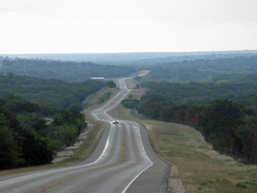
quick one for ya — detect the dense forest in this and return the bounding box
[134,73,257,164]
[0,73,116,111]
[0,95,86,169]
[0,58,136,81]
[0,73,116,170]
[138,81,257,108]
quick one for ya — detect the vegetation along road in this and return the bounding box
[0,78,169,193]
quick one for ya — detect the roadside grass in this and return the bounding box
[112,79,120,88]
[151,122,257,193]
[109,89,257,193]
[125,78,137,89]
[82,87,120,109]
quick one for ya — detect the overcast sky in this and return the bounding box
[1,0,257,54]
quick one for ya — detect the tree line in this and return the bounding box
[0,94,86,170]
[136,81,257,164]
[98,91,112,103]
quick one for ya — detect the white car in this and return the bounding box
[113,119,120,124]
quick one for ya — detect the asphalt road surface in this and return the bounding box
[0,78,169,193]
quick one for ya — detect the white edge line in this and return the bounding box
[0,122,114,186]
[0,80,130,186]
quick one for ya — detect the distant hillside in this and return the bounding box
[139,54,257,83]
[0,58,136,81]
[1,50,257,65]
[0,73,109,110]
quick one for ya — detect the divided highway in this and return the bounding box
[0,79,169,193]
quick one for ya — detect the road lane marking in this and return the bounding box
[33,129,127,193]
[121,121,153,193]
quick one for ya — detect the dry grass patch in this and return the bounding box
[145,121,257,193]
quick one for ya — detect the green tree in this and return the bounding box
[128,94,133,99]
[98,91,112,103]
[106,80,116,88]
[235,117,257,164]
[0,113,20,169]
[121,99,139,109]
[41,137,62,152]
[21,130,53,166]
[201,99,242,153]
[53,125,79,146]
[68,103,83,111]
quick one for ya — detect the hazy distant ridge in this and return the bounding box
[1,50,257,65]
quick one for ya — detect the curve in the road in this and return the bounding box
[0,78,169,193]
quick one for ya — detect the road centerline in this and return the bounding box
[33,129,127,193]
